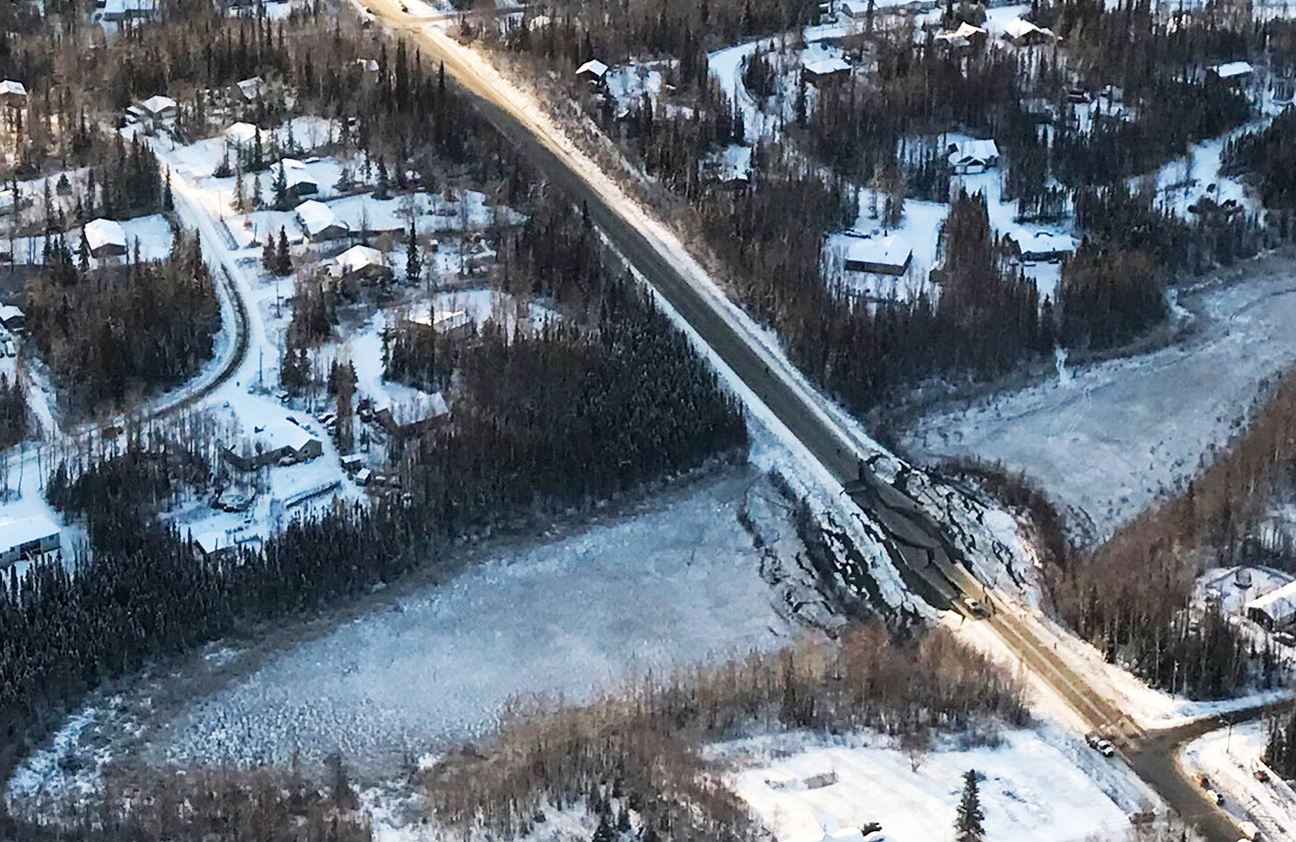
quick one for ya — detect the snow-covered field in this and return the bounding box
[721,728,1153,842]
[904,254,1296,541]
[140,470,805,775]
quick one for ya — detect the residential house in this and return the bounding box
[222,418,324,471]
[1246,580,1296,630]
[295,200,349,241]
[1002,17,1055,46]
[934,22,987,51]
[803,57,852,85]
[1211,61,1254,84]
[0,304,25,332]
[224,121,259,150]
[1005,230,1076,262]
[0,515,61,566]
[331,244,391,284]
[138,94,178,128]
[840,0,872,19]
[100,0,158,21]
[84,218,128,258]
[271,158,320,199]
[947,138,1000,174]
[576,59,610,87]
[844,234,912,276]
[0,80,27,109]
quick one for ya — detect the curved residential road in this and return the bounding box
[364,9,1274,841]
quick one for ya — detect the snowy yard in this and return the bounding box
[904,254,1296,541]
[1183,722,1296,842]
[721,728,1152,842]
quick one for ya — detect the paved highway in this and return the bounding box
[364,9,1278,839]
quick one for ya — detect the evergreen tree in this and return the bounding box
[276,227,292,275]
[273,161,289,210]
[954,770,985,842]
[592,813,616,842]
[405,220,420,285]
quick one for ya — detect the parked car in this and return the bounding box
[1095,739,1115,757]
[1238,820,1260,840]
[1194,772,1211,789]
[1205,789,1224,805]
[1085,733,1102,749]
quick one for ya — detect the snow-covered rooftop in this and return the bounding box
[237,76,266,100]
[294,200,344,237]
[846,234,912,270]
[0,80,27,98]
[0,515,60,554]
[949,138,999,164]
[1213,60,1255,79]
[332,244,386,275]
[1003,17,1053,39]
[272,158,319,190]
[804,57,852,76]
[101,0,157,17]
[139,95,177,116]
[256,418,318,454]
[84,218,127,252]
[577,59,609,79]
[1008,229,1077,256]
[224,122,258,147]
[0,304,23,323]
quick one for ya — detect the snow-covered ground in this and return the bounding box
[720,728,1153,842]
[1183,722,1296,842]
[141,470,805,774]
[904,253,1296,541]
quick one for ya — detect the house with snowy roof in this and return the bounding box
[1002,17,1055,46]
[223,417,323,472]
[84,218,128,258]
[272,158,320,200]
[935,22,987,50]
[845,233,912,276]
[295,200,349,241]
[331,245,391,284]
[947,138,1000,173]
[0,515,62,566]
[100,0,158,21]
[137,94,177,129]
[1005,230,1077,262]
[1211,60,1254,84]
[0,304,25,332]
[840,0,872,19]
[224,121,259,150]
[803,56,852,85]
[0,80,27,108]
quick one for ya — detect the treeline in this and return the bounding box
[1224,106,1296,210]
[0,197,747,789]
[5,755,373,842]
[426,627,1028,842]
[1266,707,1296,779]
[0,373,28,448]
[24,232,221,417]
[1047,364,1296,698]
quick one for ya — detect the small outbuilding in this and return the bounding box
[840,0,872,18]
[84,218,128,258]
[224,121,259,150]
[100,0,158,21]
[576,59,610,87]
[934,21,987,50]
[295,200,349,241]
[0,515,62,566]
[845,234,913,276]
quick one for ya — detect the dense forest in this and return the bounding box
[428,628,1027,842]
[1267,707,1296,779]
[23,232,220,417]
[0,373,28,448]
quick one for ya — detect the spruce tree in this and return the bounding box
[954,770,985,842]
[405,221,420,285]
[273,162,289,210]
[277,227,291,275]
[592,814,616,842]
